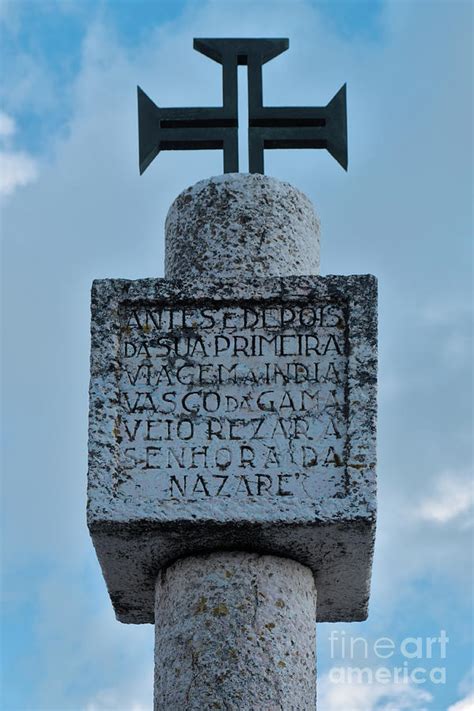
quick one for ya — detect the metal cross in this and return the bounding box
[138,38,347,175]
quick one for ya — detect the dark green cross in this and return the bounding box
[138,38,347,175]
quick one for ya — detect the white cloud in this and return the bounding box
[85,689,152,711]
[318,674,433,711]
[417,302,473,370]
[449,669,474,711]
[0,110,15,137]
[448,694,474,711]
[27,563,155,710]
[420,302,473,327]
[418,471,474,525]
[83,655,153,710]
[459,668,474,697]
[0,111,38,196]
[0,149,38,195]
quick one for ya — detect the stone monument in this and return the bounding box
[88,39,377,710]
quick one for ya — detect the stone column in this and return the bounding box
[154,552,317,710]
[87,171,377,711]
[164,173,320,280]
[155,174,320,710]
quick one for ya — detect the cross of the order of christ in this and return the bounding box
[138,38,347,175]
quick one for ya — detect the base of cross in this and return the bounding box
[87,173,377,710]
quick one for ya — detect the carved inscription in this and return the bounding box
[117,302,347,499]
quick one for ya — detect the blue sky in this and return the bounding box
[1,1,473,710]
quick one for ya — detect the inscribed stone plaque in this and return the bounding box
[118,300,346,502]
[88,275,377,623]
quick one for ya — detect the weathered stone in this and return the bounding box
[87,174,377,625]
[165,173,320,281]
[154,552,317,710]
[88,273,377,624]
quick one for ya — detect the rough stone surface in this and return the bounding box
[154,552,317,710]
[88,174,377,625]
[165,173,320,281]
[87,273,377,624]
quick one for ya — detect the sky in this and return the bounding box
[0,0,473,709]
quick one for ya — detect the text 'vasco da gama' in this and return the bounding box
[117,301,348,499]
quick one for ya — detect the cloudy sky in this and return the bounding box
[1,1,472,709]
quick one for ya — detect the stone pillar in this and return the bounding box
[154,552,317,711]
[88,172,377,711]
[164,173,320,280]
[155,174,320,710]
